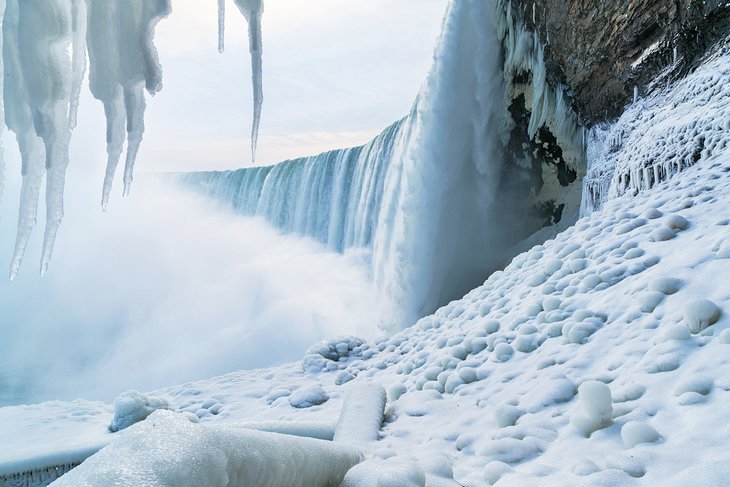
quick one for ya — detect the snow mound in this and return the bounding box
[289,384,329,409]
[303,337,373,374]
[683,299,722,334]
[570,381,612,437]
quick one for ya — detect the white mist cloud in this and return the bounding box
[0,172,376,405]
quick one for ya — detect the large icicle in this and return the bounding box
[233,0,264,163]
[86,0,171,209]
[2,0,81,278]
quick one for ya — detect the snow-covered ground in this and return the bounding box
[2,20,730,487]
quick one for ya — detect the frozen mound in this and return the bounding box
[582,40,730,214]
[108,390,170,432]
[303,336,373,375]
[53,410,363,487]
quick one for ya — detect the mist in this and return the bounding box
[0,171,377,406]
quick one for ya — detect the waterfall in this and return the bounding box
[180,119,403,255]
[180,0,584,331]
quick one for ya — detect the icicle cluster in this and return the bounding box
[0,0,265,278]
[218,0,265,164]
[494,0,586,170]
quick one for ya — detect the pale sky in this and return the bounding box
[70,0,447,175]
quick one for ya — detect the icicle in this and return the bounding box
[233,0,264,163]
[218,0,226,53]
[86,0,170,205]
[633,85,638,104]
[69,0,87,130]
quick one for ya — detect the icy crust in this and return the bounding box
[582,42,730,215]
[52,410,363,487]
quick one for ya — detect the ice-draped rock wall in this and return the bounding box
[581,41,730,215]
[182,0,588,331]
[0,0,263,278]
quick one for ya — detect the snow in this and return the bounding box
[2,4,730,487]
[683,299,722,334]
[582,41,730,214]
[570,381,612,437]
[620,421,661,449]
[288,384,330,409]
[108,390,171,432]
[333,383,386,445]
[52,410,363,487]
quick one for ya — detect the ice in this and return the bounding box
[333,383,386,444]
[217,0,225,53]
[233,0,264,163]
[683,299,722,334]
[340,458,426,487]
[108,390,170,432]
[86,0,171,208]
[52,410,363,487]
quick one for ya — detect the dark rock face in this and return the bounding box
[512,0,730,124]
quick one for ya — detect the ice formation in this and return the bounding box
[217,0,264,162]
[581,42,730,215]
[85,0,171,210]
[1,0,266,277]
[3,0,86,279]
[52,410,363,487]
